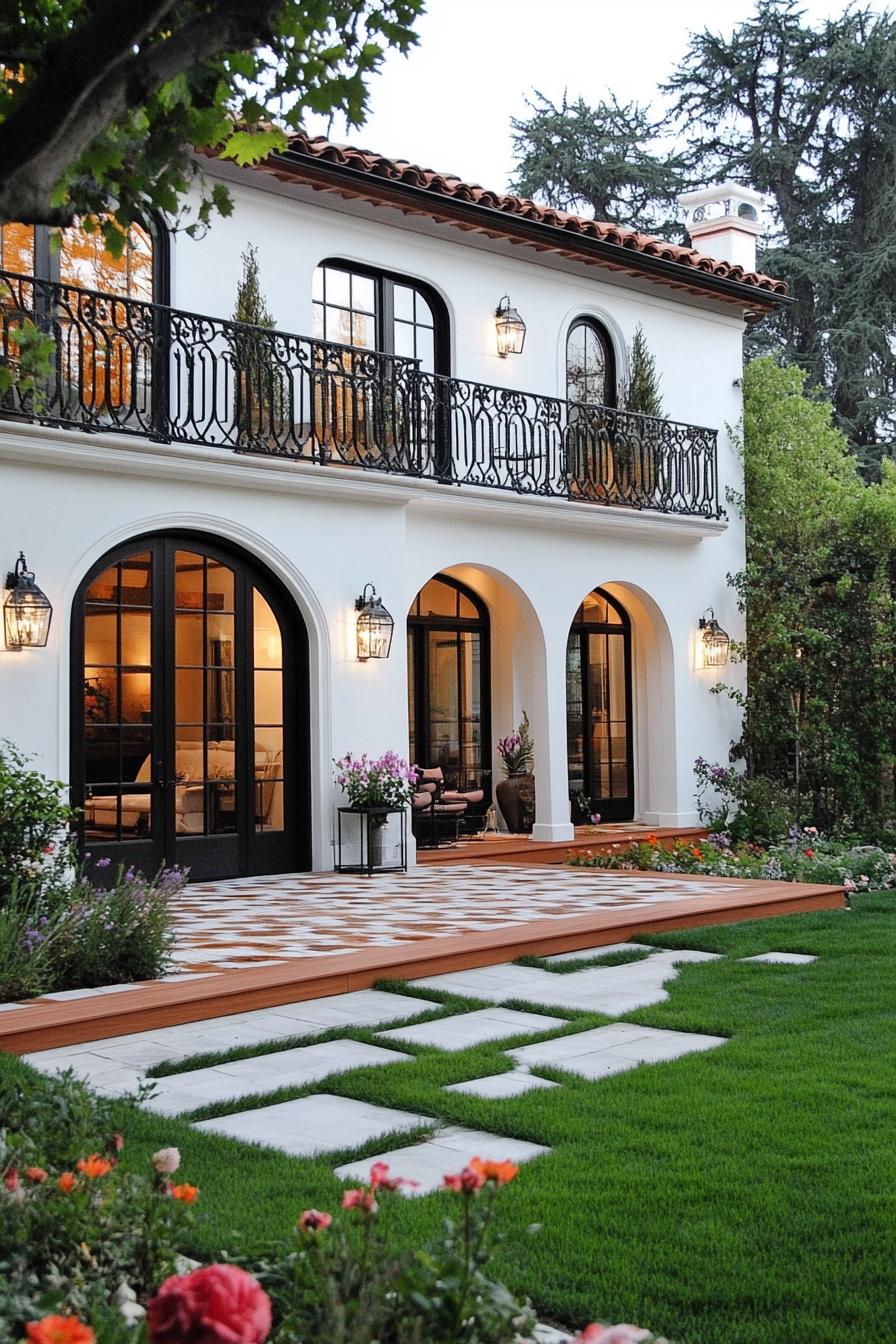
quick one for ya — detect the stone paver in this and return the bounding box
[509,1023,727,1079]
[378,1007,565,1050]
[24,988,438,1086]
[143,1039,413,1116]
[195,1093,431,1156]
[741,952,817,964]
[410,949,722,1015]
[444,1070,559,1099]
[334,1124,551,1195]
[541,942,658,964]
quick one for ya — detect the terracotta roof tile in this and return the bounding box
[215,132,787,304]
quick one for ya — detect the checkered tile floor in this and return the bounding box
[171,865,743,973]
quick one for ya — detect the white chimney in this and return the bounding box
[677,182,764,273]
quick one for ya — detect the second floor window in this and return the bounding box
[312,262,447,374]
[566,318,616,408]
[0,219,158,302]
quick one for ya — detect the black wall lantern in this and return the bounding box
[355,583,394,661]
[495,295,526,357]
[698,608,730,668]
[4,553,53,649]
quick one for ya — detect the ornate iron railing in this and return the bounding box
[0,270,721,518]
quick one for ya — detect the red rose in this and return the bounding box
[147,1264,271,1344]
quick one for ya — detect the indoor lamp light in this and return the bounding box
[698,608,730,668]
[494,295,526,357]
[355,583,394,661]
[4,552,52,649]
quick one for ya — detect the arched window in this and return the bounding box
[566,318,616,408]
[312,260,449,374]
[0,216,166,303]
[566,587,633,820]
[407,574,490,794]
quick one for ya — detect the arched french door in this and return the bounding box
[407,574,491,797]
[71,534,309,882]
[566,587,634,821]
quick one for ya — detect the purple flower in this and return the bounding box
[95,857,112,869]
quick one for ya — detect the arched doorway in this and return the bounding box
[407,574,491,797]
[71,533,309,882]
[566,587,634,821]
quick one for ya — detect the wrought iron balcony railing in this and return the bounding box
[0,270,722,518]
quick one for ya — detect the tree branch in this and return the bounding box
[0,0,282,222]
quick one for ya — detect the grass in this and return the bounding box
[516,948,655,973]
[4,893,895,1344]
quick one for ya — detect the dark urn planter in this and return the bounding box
[495,772,535,834]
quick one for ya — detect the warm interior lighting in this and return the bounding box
[4,552,52,649]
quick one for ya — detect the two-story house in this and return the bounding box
[0,134,786,881]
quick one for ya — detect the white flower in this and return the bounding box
[113,1281,146,1324]
[152,1146,181,1174]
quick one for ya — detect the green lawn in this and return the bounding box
[4,893,895,1344]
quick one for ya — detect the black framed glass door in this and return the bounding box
[566,588,634,821]
[71,534,308,882]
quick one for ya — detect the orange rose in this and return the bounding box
[75,1155,112,1180]
[645,834,659,845]
[690,846,703,858]
[469,1156,519,1186]
[56,1172,77,1193]
[25,1166,48,1183]
[171,1182,199,1203]
[25,1315,95,1344]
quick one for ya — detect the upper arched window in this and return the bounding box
[0,217,165,303]
[566,318,616,409]
[312,260,448,374]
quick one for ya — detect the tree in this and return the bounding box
[622,324,664,418]
[725,358,896,831]
[510,92,685,239]
[0,1,423,253]
[510,0,896,473]
[231,244,281,444]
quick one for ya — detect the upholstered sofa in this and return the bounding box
[84,742,280,834]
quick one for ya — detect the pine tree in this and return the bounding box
[232,245,280,443]
[233,244,275,330]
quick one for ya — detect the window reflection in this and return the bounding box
[566,588,632,818]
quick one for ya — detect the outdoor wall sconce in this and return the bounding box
[355,583,394,661]
[698,608,730,668]
[4,553,53,649]
[495,295,526,357]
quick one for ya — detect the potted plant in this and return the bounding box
[334,751,417,867]
[495,710,536,834]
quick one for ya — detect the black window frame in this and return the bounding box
[0,215,169,305]
[407,573,491,797]
[566,586,634,821]
[313,258,450,375]
[566,316,617,409]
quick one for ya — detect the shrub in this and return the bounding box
[0,1078,669,1343]
[0,740,75,902]
[694,757,794,844]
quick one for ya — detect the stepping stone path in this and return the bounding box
[378,1007,565,1050]
[444,1070,560,1099]
[740,952,817,964]
[144,1039,414,1117]
[541,942,658,964]
[510,1024,727,1080]
[21,950,813,1195]
[335,1126,551,1196]
[196,1093,431,1156]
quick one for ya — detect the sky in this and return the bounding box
[305,0,890,195]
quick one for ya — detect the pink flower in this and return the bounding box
[342,1188,377,1214]
[443,1165,487,1194]
[297,1208,332,1232]
[147,1264,271,1344]
[368,1161,418,1192]
[575,1326,653,1344]
[152,1147,181,1175]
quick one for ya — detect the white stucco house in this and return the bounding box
[0,134,786,880]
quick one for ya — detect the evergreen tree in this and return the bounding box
[232,245,280,442]
[511,0,896,473]
[233,244,275,330]
[623,324,664,418]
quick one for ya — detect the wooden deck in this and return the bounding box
[1,869,843,1056]
[416,824,706,866]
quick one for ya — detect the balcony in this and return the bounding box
[0,271,722,518]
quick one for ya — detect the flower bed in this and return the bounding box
[0,741,181,1001]
[2,1070,668,1344]
[568,826,896,892]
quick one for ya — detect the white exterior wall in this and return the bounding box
[0,166,750,867]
